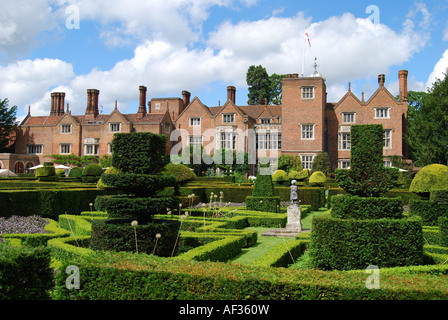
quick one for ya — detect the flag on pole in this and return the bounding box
[305,31,311,48]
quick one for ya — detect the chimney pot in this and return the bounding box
[378,74,385,87]
[138,86,147,116]
[227,86,236,104]
[182,90,191,108]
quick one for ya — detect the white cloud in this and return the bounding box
[0,0,59,60]
[426,49,448,91]
[0,58,74,115]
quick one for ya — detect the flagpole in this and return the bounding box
[302,28,306,77]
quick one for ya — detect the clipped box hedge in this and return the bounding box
[330,195,403,219]
[53,249,448,300]
[409,199,448,226]
[439,216,448,247]
[0,243,53,300]
[246,196,281,213]
[252,239,308,268]
[309,215,424,271]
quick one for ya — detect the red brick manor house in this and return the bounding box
[1,69,410,174]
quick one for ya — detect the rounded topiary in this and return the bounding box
[309,171,327,186]
[287,170,301,180]
[36,164,57,181]
[68,167,83,178]
[97,167,121,189]
[162,163,196,184]
[81,163,103,183]
[56,168,65,177]
[272,170,288,183]
[409,164,448,195]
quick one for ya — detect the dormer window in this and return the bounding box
[109,123,121,133]
[374,107,390,119]
[223,114,235,123]
[189,117,201,126]
[260,118,271,124]
[342,113,355,124]
[61,124,72,134]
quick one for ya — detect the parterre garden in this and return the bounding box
[1,126,448,300]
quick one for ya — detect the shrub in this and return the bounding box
[409,199,448,226]
[245,196,281,213]
[287,170,301,180]
[94,195,178,221]
[430,189,448,204]
[252,165,274,197]
[162,163,196,184]
[295,169,310,181]
[82,163,103,176]
[309,171,327,186]
[90,218,181,257]
[97,167,121,189]
[277,155,302,172]
[112,132,168,174]
[0,243,53,300]
[56,169,65,177]
[36,165,56,182]
[439,216,448,247]
[409,164,448,195]
[68,167,83,178]
[100,173,176,197]
[331,195,403,220]
[272,170,288,183]
[311,152,331,177]
[309,215,424,270]
[335,125,399,197]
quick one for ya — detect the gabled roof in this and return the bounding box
[365,86,401,106]
[332,90,364,110]
[176,96,214,121]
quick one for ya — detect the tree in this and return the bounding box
[246,65,271,105]
[269,73,286,105]
[0,98,17,152]
[246,65,286,105]
[406,72,448,166]
[311,152,331,177]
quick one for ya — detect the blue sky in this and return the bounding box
[1,0,447,121]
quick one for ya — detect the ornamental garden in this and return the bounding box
[1,124,448,300]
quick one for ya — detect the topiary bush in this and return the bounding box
[246,164,280,213]
[96,167,121,189]
[162,163,197,184]
[272,170,288,184]
[68,167,83,178]
[81,163,103,183]
[439,216,448,247]
[36,164,57,182]
[410,164,448,196]
[309,171,327,186]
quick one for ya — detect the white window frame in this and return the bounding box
[384,160,392,168]
[219,132,236,150]
[301,124,315,140]
[374,107,391,119]
[301,154,315,170]
[342,113,355,124]
[260,118,271,124]
[109,123,121,133]
[27,144,43,155]
[257,134,268,150]
[85,144,99,156]
[384,129,392,149]
[222,114,235,124]
[61,124,72,134]
[338,160,351,169]
[155,103,161,110]
[60,144,71,155]
[339,133,351,151]
[301,86,315,100]
[189,117,201,126]
[188,135,203,146]
[269,133,281,150]
[108,143,113,154]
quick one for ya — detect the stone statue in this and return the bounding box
[290,180,298,204]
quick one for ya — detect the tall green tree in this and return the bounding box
[406,72,448,166]
[246,65,271,105]
[246,65,286,105]
[269,73,286,105]
[0,98,17,152]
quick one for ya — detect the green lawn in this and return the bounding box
[231,207,331,265]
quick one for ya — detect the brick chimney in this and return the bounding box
[138,86,147,116]
[86,89,99,117]
[182,90,191,108]
[227,86,236,104]
[399,70,408,103]
[378,74,385,87]
[50,92,65,116]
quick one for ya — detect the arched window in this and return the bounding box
[26,162,35,173]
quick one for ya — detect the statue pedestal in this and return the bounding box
[262,204,302,238]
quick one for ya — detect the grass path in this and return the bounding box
[231,207,331,265]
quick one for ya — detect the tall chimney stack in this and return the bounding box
[50,92,66,116]
[86,89,100,117]
[227,86,236,104]
[399,70,408,103]
[182,90,191,108]
[138,86,147,116]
